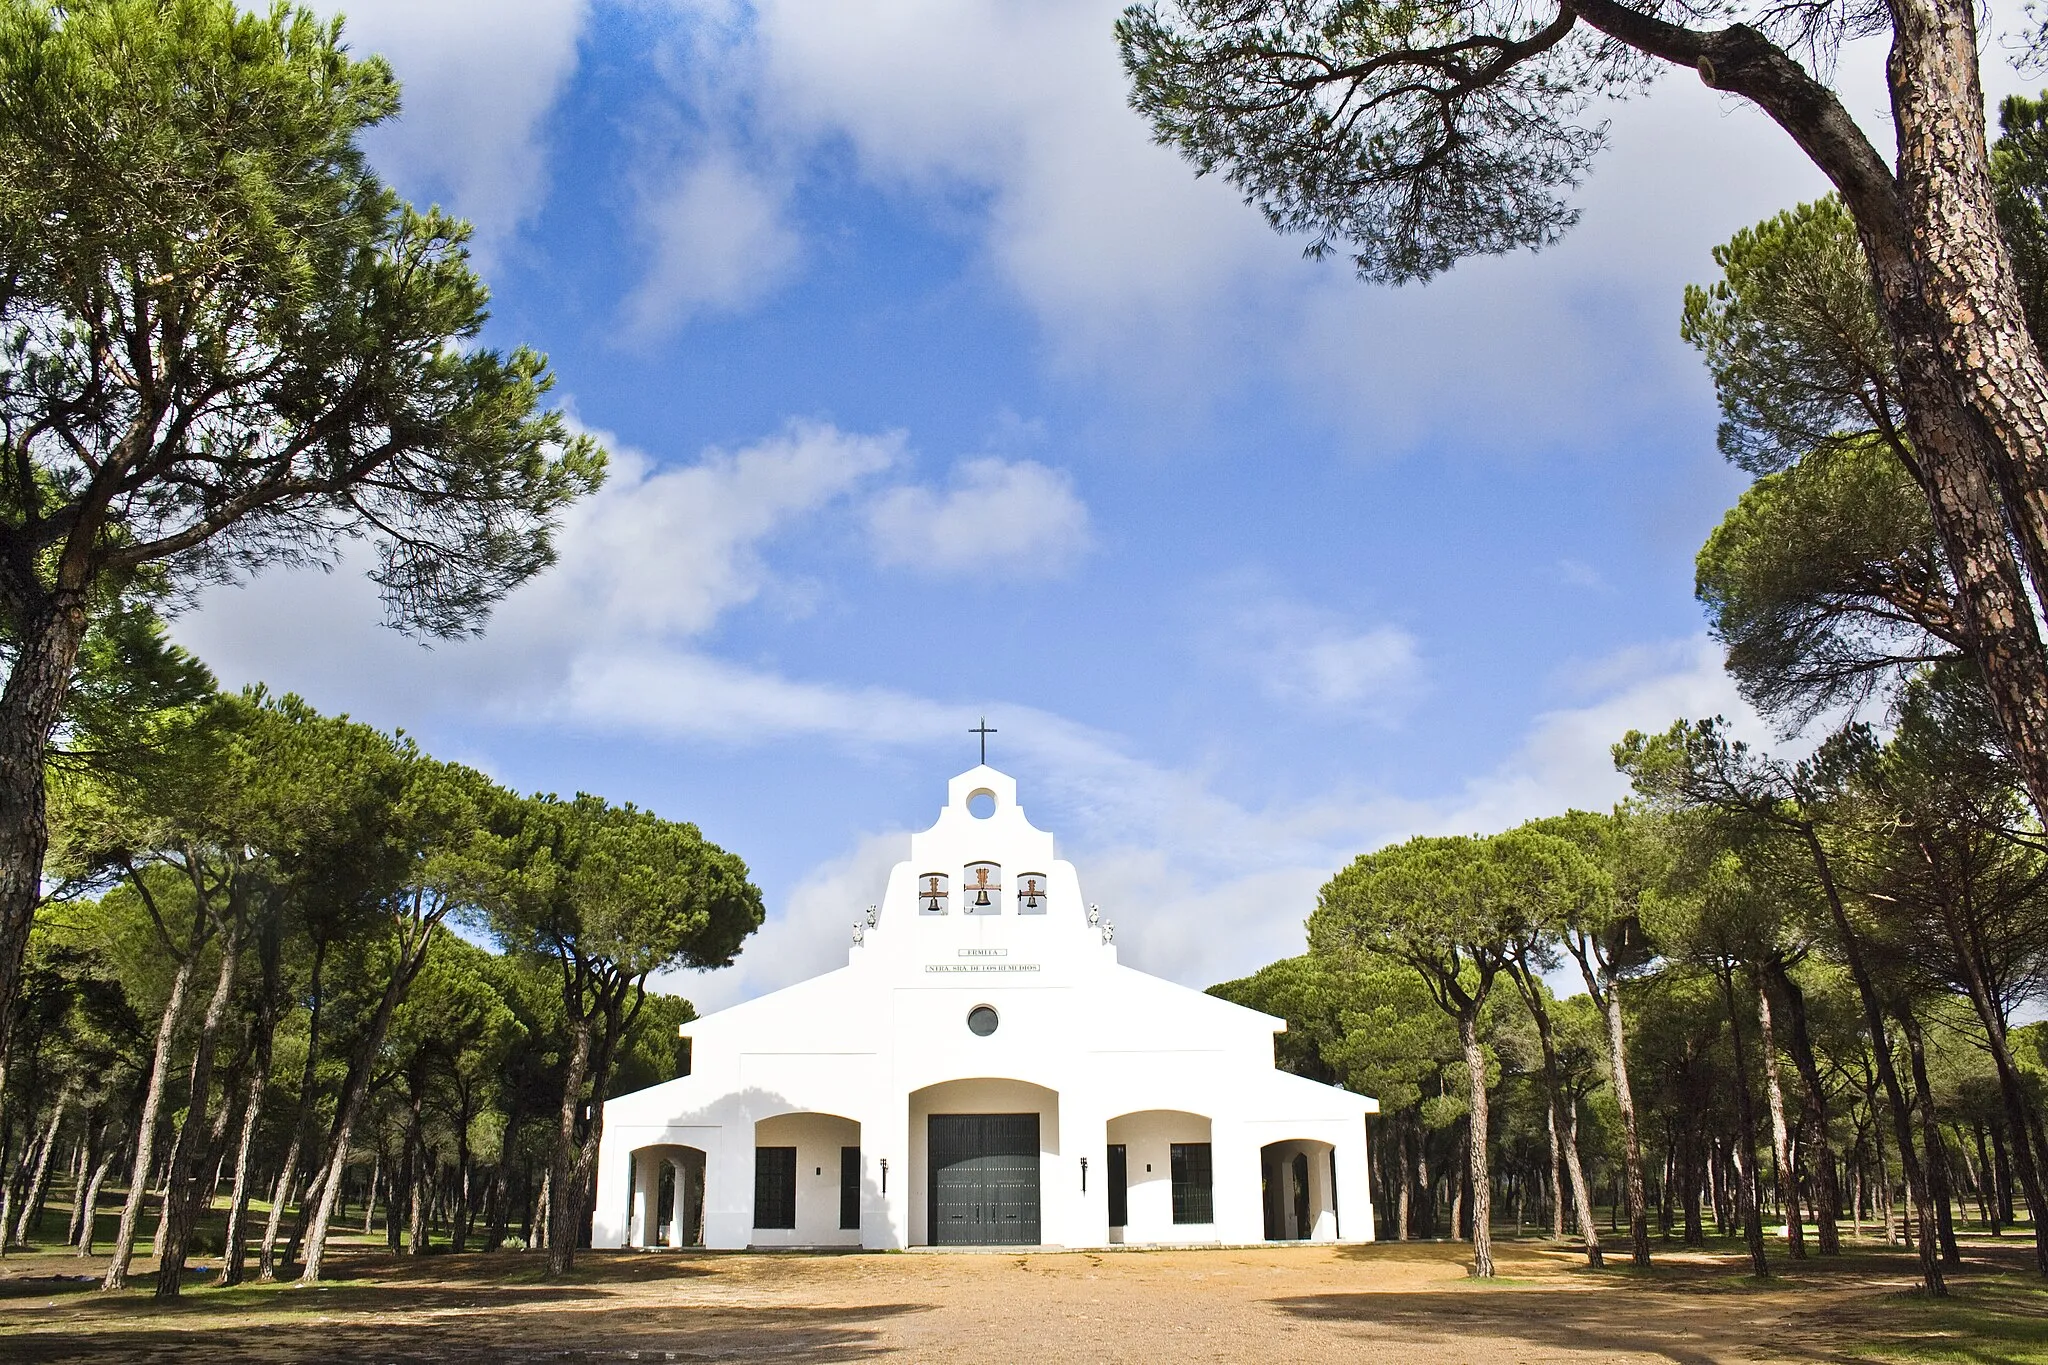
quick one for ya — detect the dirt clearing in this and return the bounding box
[2,1237,2038,1363]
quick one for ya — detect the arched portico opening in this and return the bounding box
[1105,1110,1214,1245]
[751,1111,863,1247]
[1261,1139,1338,1241]
[627,1144,706,1248]
[909,1078,1059,1246]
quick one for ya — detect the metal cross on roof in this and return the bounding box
[971,717,996,765]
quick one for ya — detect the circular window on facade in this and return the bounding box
[967,1005,999,1036]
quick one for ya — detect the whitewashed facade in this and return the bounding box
[592,765,1377,1250]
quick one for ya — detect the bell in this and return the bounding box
[975,888,992,907]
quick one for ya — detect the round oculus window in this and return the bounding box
[967,1005,999,1036]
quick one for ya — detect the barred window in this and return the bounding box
[840,1147,861,1230]
[754,1146,796,1229]
[1170,1143,1214,1224]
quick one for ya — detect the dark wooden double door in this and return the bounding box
[928,1113,1040,1245]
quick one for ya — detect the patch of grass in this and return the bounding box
[1838,1278,2048,1364]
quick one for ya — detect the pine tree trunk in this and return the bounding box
[299,923,435,1283]
[1899,1015,1964,1269]
[103,947,198,1291]
[15,1092,68,1245]
[1717,963,1771,1278]
[75,1147,115,1257]
[154,918,244,1298]
[218,1056,270,1286]
[546,1016,593,1278]
[1457,1009,1494,1277]
[1756,978,1806,1258]
[0,601,89,1079]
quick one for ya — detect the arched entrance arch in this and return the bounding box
[751,1111,863,1247]
[1105,1110,1214,1245]
[1261,1138,1339,1241]
[627,1144,705,1249]
[909,1078,1059,1246]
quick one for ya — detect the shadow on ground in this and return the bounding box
[0,1302,933,1364]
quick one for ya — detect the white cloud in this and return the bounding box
[1212,593,1421,717]
[867,458,1092,577]
[322,0,590,255]
[170,419,902,725]
[512,419,899,640]
[625,151,804,339]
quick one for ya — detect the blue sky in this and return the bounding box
[172,1,2023,1010]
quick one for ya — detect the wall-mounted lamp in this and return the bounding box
[880,1157,889,1195]
[1080,1156,1089,1193]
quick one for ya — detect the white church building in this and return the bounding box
[592,763,1377,1250]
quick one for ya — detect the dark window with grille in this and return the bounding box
[754,1147,796,1229]
[840,1146,861,1230]
[1170,1143,1214,1224]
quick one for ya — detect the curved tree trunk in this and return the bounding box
[1568,939,1650,1266]
[1717,962,1771,1279]
[1457,1009,1494,1278]
[218,1035,273,1287]
[75,1146,115,1257]
[0,603,89,1087]
[103,949,197,1291]
[1900,1013,1964,1268]
[1756,977,1806,1258]
[1768,961,1842,1254]
[15,1090,69,1245]
[155,919,244,1298]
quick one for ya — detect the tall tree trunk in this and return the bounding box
[1937,880,2048,1270]
[14,1090,68,1244]
[1756,976,1806,1258]
[103,945,198,1291]
[259,935,325,1281]
[1569,940,1650,1266]
[1766,960,1842,1254]
[0,603,89,1082]
[1576,0,2048,838]
[1717,962,1771,1279]
[403,1078,428,1256]
[299,922,436,1283]
[1899,1013,1964,1269]
[1456,1008,1495,1277]
[66,1120,99,1248]
[1395,1122,1412,1240]
[1796,828,1946,1293]
[155,917,244,1299]
[546,1014,594,1278]
[75,1145,115,1257]
[1512,956,1600,1265]
[218,1052,269,1287]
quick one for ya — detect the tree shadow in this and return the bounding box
[0,1302,933,1363]
[1269,1287,1824,1365]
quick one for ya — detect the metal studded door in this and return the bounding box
[928,1113,1041,1245]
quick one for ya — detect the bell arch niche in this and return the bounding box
[962,862,1001,915]
[917,873,950,915]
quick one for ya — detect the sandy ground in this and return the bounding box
[0,1236,2024,1363]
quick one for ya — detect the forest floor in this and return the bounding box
[0,1231,2044,1362]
